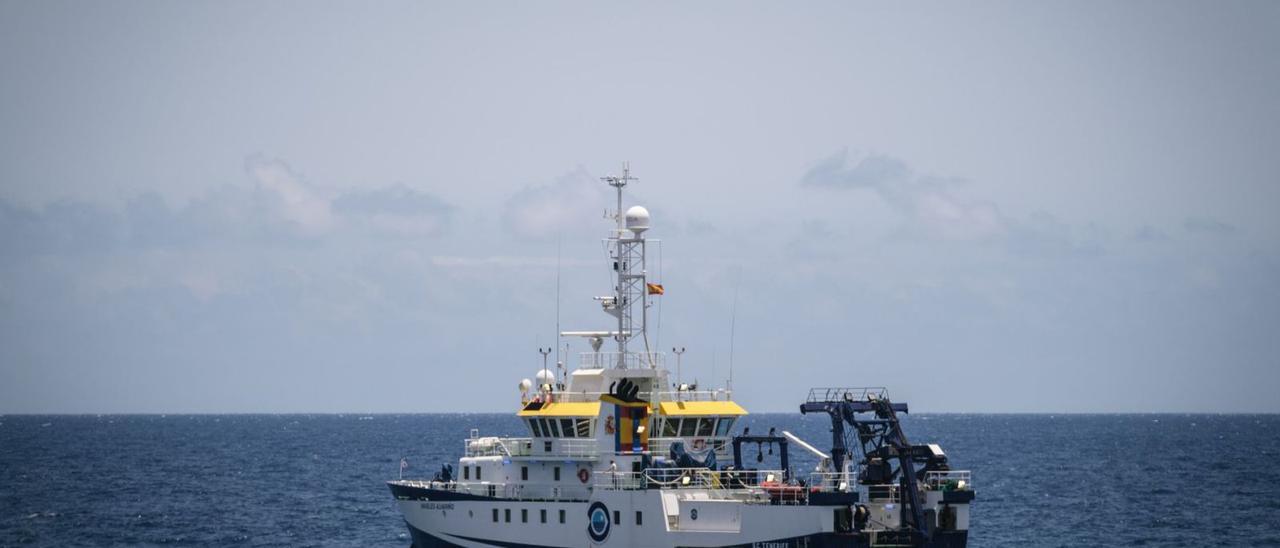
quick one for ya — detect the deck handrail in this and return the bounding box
[577,351,665,370]
[923,470,973,490]
[651,390,733,402]
[805,387,888,403]
[463,436,599,459]
[806,471,857,492]
[395,479,591,502]
[594,467,785,492]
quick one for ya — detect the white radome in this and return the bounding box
[625,205,650,234]
[519,378,532,392]
[534,369,555,386]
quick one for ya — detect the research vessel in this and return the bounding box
[388,165,974,547]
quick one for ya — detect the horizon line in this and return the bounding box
[3,410,1278,416]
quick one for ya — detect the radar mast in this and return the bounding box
[601,163,653,368]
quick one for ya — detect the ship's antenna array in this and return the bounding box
[655,240,663,350]
[673,346,686,400]
[538,346,551,389]
[554,234,562,369]
[599,162,652,369]
[602,162,637,232]
[728,266,741,392]
[560,342,569,386]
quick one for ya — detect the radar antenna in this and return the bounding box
[599,162,653,368]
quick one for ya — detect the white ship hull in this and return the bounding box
[390,481,971,548]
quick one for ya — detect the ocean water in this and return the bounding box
[2,413,1278,546]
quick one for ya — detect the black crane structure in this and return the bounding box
[800,387,953,543]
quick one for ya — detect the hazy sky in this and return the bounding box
[2,1,1277,413]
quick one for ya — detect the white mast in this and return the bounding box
[600,163,651,369]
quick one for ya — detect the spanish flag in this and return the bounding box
[646,283,665,295]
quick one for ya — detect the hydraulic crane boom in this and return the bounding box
[799,388,932,542]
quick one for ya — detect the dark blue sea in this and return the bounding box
[2,414,1278,546]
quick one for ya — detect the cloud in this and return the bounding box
[801,151,909,189]
[333,183,453,238]
[1183,217,1236,236]
[801,149,1009,242]
[0,156,454,259]
[502,167,610,241]
[245,154,335,235]
[796,150,1120,258]
[685,219,719,237]
[1135,225,1170,242]
[0,198,126,258]
[1004,211,1105,257]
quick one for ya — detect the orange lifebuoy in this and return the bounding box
[578,468,590,484]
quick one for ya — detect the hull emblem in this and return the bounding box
[588,501,611,543]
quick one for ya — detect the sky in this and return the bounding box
[1,0,1277,413]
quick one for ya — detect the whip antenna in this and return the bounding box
[728,266,741,392]
[555,233,562,368]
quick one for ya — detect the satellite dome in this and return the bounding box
[535,369,556,386]
[519,378,532,392]
[624,206,650,234]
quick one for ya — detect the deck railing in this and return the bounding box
[923,470,973,491]
[648,436,731,459]
[542,438,599,459]
[529,388,730,403]
[652,390,733,402]
[541,391,631,403]
[399,479,591,502]
[594,467,784,493]
[806,471,857,492]
[805,387,888,403]
[463,436,599,459]
[577,351,665,370]
[866,483,901,503]
[462,437,511,458]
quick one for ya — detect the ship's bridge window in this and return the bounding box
[661,417,739,438]
[716,417,735,436]
[517,402,602,436]
[661,419,678,437]
[527,417,593,438]
[657,401,748,437]
[560,419,577,438]
[695,417,715,437]
[679,419,697,437]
